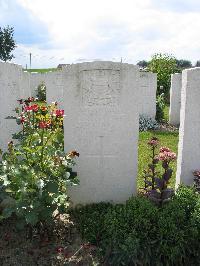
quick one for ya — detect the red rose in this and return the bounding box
[55,109,64,117]
[20,117,25,124]
[39,121,51,129]
[32,104,38,112]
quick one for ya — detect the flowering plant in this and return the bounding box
[143,137,176,205]
[0,97,79,229]
[193,170,200,193]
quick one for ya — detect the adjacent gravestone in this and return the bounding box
[20,71,31,99]
[30,73,46,97]
[176,68,200,186]
[0,62,21,151]
[169,73,182,125]
[45,71,65,108]
[139,71,157,118]
[63,62,139,204]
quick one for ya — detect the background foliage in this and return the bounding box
[0,26,16,62]
[148,53,177,101]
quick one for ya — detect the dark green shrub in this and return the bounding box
[72,186,200,265]
[70,202,113,245]
[156,187,200,265]
[104,197,158,265]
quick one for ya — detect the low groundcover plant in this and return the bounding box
[72,185,200,266]
[71,137,200,265]
[0,97,79,230]
[139,114,159,132]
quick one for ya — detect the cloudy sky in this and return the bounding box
[0,0,200,68]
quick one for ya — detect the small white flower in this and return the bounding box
[64,172,70,179]
[37,179,44,189]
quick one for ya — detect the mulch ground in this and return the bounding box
[158,122,179,132]
[0,215,99,266]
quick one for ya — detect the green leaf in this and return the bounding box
[16,219,26,230]
[25,211,38,226]
[2,207,14,219]
[56,131,64,143]
[23,147,34,153]
[39,207,53,220]
[47,181,59,193]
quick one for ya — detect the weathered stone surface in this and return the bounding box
[63,62,139,204]
[45,71,65,108]
[176,68,200,186]
[139,71,157,118]
[0,62,22,151]
[169,73,182,125]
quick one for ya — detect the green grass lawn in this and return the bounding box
[138,130,179,189]
[163,104,169,122]
[24,68,58,73]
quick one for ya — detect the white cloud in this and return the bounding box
[11,0,200,67]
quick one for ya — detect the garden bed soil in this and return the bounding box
[0,215,99,266]
[158,122,179,132]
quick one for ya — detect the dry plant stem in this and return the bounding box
[151,145,156,189]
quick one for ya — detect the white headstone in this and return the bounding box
[46,71,65,108]
[63,62,139,204]
[0,62,21,151]
[30,73,46,97]
[20,71,31,99]
[169,73,182,125]
[139,71,157,118]
[176,68,200,186]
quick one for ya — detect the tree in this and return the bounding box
[148,53,177,100]
[0,26,16,62]
[137,60,148,68]
[176,59,192,70]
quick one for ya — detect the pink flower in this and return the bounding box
[193,170,200,177]
[28,97,35,103]
[148,137,159,147]
[158,151,176,162]
[160,147,171,153]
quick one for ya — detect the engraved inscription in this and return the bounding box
[81,69,120,107]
